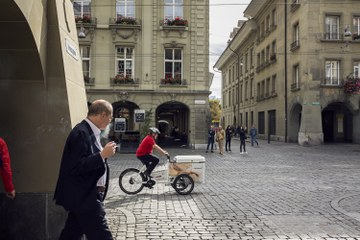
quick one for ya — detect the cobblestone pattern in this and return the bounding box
[105,141,360,239]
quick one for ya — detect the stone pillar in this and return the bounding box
[0,0,87,239]
[298,77,323,146]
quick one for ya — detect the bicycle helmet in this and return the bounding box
[148,127,160,134]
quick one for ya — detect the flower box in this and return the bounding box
[343,76,360,94]
[161,78,182,85]
[115,16,138,25]
[112,74,135,84]
[162,17,188,27]
[75,15,92,24]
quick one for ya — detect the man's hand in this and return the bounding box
[6,190,16,200]
[100,141,117,159]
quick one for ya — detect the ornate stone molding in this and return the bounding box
[118,91,129,101]
[109,24,141,41]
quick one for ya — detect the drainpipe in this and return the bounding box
[284,0,288,142]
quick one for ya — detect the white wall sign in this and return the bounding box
[65,38,79,61]
[195,100,206,105]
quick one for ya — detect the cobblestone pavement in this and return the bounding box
[104,140,360,240]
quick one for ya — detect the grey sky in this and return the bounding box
[209,1,251,99]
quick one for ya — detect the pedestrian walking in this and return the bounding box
[54,99,117,240]
[239,126,247,154]
[216,125,225,155]
[225,125,233,152]
[0,137,16,200]
[249,124,259,147]
[205,125,215,153]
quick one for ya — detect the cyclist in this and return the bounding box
[136,127,168,186]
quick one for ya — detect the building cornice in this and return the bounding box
[214,19,257,69]
[244,0,269,19]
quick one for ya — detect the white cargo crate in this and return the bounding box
[169,155,206,183]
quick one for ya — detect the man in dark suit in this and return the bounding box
[54,99,117,240]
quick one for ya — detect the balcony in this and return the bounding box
[109,17,141,40]
[290,40,300,51]
[291,82,300,91]
[291,2,300,12]
[322,32,352,42]
[270,53,277,62]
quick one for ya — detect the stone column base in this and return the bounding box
[298,132,323,146]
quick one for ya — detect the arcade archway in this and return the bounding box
[322,102,353,143]
[289,103,302,143]
[156,102,189,147]
[110,101,140,153]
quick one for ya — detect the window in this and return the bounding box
[240,57,244,75]
[271,75,276,94]
[250,78,253,98]
[165,0,183,19]
[325,60,340,85]
[245,81,248,100]
[266,15,271,32]
[116,0,135,18]
[266,78,270,97]
[240,84,243,102]
[293,64,300,89]
[258,111,265,134]
[228,69,231,85]
[250,48,254,68]
[291,22,300,50]
[80,45,91,79]
[271,8,277,28]
[164,48,182,79]
[245,53,248,72]
[250,111,254,126]
[245,112,248,129]
[261,21,265,37]
[354,61,360,78]
[325,15,340,40]
[353,16,360,39]
[268,110,276,135]
[116,47,134,78]
[73,0,91,18]
[232,65,235,82]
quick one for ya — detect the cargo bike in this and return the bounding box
[118,155,205,195]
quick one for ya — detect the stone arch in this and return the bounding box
[155,101,190,147]
[288,103,303,143]
[322,102,353,143]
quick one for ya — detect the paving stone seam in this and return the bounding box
[331,193,360,223]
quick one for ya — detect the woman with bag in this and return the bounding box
[216,125,225,155]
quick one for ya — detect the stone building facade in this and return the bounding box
[74,0,211,149]
[215,0,360,145]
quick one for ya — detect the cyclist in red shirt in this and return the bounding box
[0,137,16,200]
[136,128,168,185]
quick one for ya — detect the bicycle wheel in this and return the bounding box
[172,174,194,195]
[119,168,145,194]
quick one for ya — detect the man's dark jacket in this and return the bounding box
[54,120,109,213]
